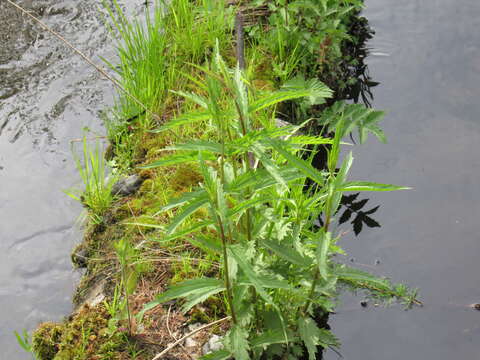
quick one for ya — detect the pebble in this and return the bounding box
[185,337,197,348]
[111,174,143,196]
[202,334,223,355]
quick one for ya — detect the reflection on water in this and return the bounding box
[325,0,480,359]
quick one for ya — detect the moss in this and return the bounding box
[32,322,64,360]
[33,305,129,360]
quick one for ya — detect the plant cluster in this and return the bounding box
[23,1,418,359]
[135,49,415,360]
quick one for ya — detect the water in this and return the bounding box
[2,0,479,359]
[0,1,144,358]
[325,1,480,359]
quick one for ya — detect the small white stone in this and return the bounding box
[185,337,197,348]
[208,335,223,352]
[188,323,203,332]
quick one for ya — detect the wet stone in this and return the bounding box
[71,247,88,268]
[471,303,480,311]
[111,174,143,197]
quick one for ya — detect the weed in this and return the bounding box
[66,137,118,223]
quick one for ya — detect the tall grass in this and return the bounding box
[103,0,236,130]
[66,137,117,223]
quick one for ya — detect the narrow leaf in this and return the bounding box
[338,181,410,192]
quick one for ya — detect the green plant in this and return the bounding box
[66,137,118,223]
[137,49,415,359]
[14,330,36,359]
[114,238,140,336]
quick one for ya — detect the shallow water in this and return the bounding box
[325,1,480,359]
[0,1,144,358]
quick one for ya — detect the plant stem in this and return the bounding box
[217,216,237,324]
[121,264,133,335]
[302,187,332,315]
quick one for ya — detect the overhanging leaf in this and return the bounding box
[338,181,410,192]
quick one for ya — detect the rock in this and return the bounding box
[185,337,197,348]
[75,280,107,311]
[71,246,88,268]
[202,334,223,355]
[111,175,143,196]
[187,323,203,332]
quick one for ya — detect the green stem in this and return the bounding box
[217,216,238,324]
[121,264,132,335]
[302,190,332,315]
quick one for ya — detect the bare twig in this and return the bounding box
[151,317,230,360]
[5,0,161,122]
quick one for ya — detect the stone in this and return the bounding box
[187,323,203,332]
[202,334,223,355]
[111,174,143,196]
[185,337,197,348]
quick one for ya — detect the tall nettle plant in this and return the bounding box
[139,48,416,360]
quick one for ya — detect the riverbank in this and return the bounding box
[29,1,417,359]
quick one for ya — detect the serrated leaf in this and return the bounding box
[228,167,303,193]
[166,196,209,234]
[249,90,313,113]
[228,245,272,304]
[162,219,214,242]
[139,152,214,169]
[143,278,224,316]
[297,316,320,360]
[200,350,231,360]
[153,111,212,132]
[298,316,338,360]
[338,181,410,192]
[156,190,207,214]
[337,266,392,292]
[267,138,325,184]
[228,325,250,360]
[261,239,312,267]
[316,231,331,280]
[251,329,296,348]
[167,140,224,154]
[181,285,226,313]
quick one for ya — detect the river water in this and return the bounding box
[0,1,145,358]
[325,1,480,359]
[1,0,479,359]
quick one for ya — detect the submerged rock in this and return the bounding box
[111,174,143,196]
